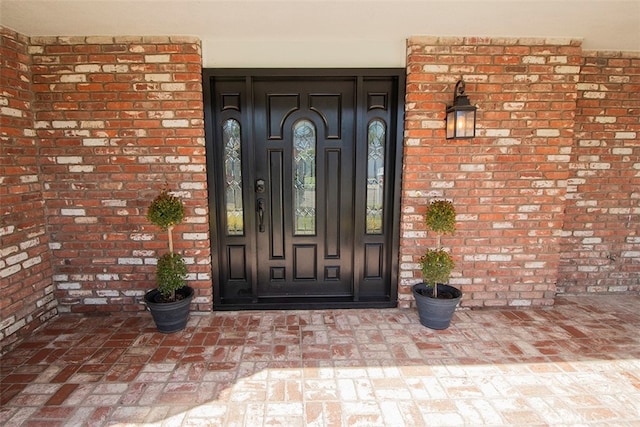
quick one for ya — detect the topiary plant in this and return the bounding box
[147,187,187,301]
[419,199,456,298]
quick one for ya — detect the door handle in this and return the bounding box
[257,198,265,232]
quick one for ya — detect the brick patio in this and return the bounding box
[1,294,639,426]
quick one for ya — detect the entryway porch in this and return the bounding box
[2,294,639,426]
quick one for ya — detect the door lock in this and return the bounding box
[255,179,265,193]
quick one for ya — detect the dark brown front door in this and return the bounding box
[204,70,404,310]
[253,79,356,298]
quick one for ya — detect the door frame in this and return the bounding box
[203,68,405,310]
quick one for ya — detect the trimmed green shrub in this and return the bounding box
[147,189,184,231]
[156,252,188,300]
[420,249,455,288]
[424,199,455,236]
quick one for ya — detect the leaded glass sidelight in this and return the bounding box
[366,119,386,234]
[293,120,316,235]
[223,119,244,235]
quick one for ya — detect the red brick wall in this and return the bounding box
[0,28,57,353]
[401,37,581,308]
[29,36,212,313]
[558,51,640,293]
[1,26,637,343]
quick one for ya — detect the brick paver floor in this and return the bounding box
[1,294,639,426]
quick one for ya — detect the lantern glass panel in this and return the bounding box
[457,109,475,138]
[446,110,455,139]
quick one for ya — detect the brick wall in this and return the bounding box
[1,26,637,344]
[558,51,640,293]
[29,36,212,313]
[0,28,57,353]
[401,37,581,308]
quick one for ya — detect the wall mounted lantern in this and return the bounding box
[445,79,477,139]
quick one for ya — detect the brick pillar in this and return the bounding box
[30,36,212,313]
[401,36,581,308]
[1,28,57,354]
[559,51,640,293]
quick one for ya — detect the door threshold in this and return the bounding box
[214,297,397,311]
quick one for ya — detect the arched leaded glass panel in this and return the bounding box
[366,119,385,234]
[223,119,244,235]
[293,120,316,235]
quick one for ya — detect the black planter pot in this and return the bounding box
[412,283,462,330]
[144,286,194,333]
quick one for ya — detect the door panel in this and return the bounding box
[204,69,404,310]
[254,80,354,297]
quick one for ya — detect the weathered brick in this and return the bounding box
[558,51,640,295]
[11,32,213,320]
[0,28,56,354]
[3,26,638,337]
[403,36,580,308]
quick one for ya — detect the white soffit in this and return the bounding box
[2,0,639,67]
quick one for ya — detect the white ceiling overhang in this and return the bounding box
[2,0,639,67]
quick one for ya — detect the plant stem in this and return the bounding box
[434,232,441,299]
[167,227,176,301]
[167,225,174,254]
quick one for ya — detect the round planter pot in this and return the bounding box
[144,286,194,333]
[412,283,462,330]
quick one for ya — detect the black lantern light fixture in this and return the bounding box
[446,79,477,139]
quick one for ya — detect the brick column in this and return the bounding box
[1,28,57,353]
[401,37,581,308]
[559,51,640,293]
[30,36,212,313]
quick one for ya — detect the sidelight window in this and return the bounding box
[366,119,385,234]
[223,119,244,235]
[293,119,316,235]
